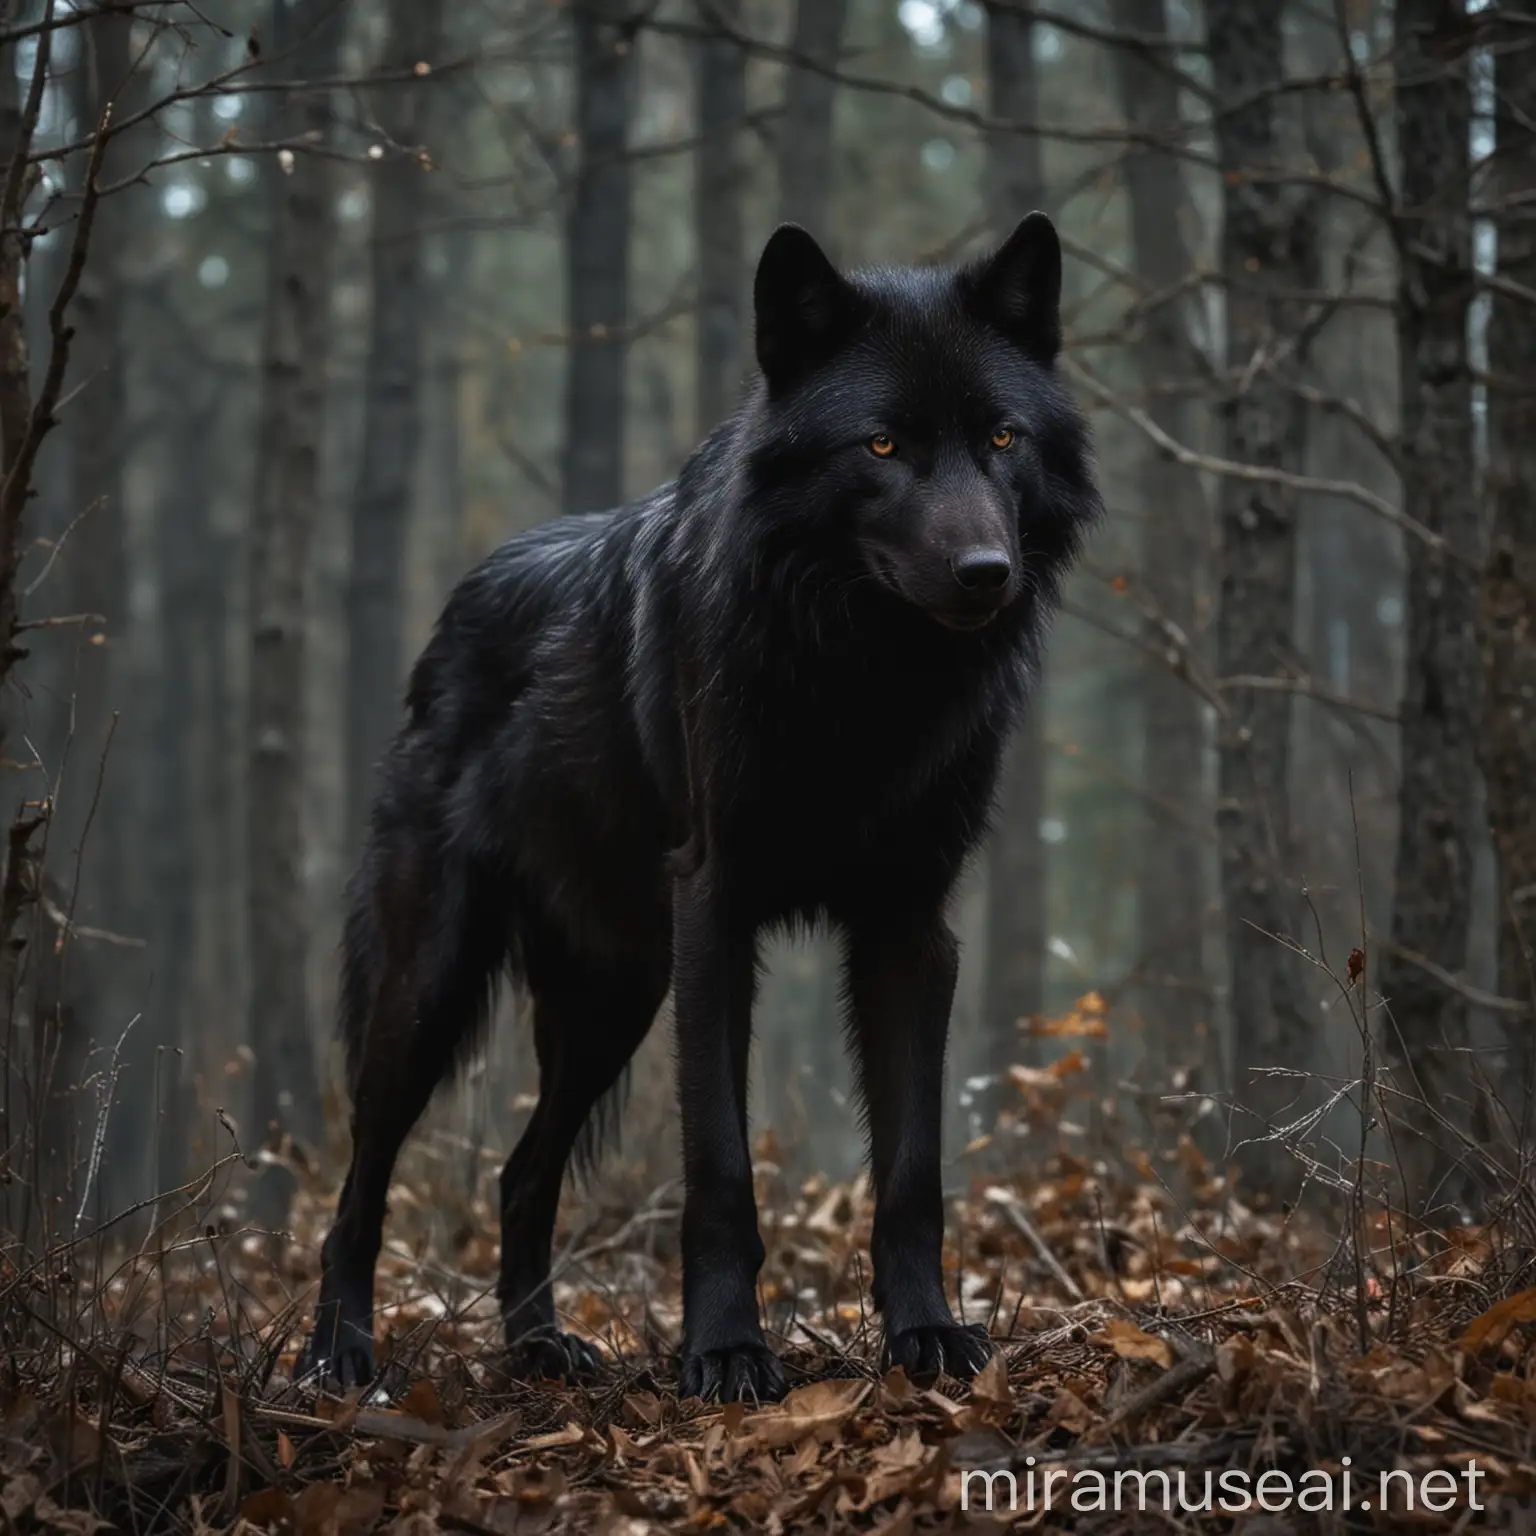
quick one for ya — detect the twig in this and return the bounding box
[1216,672,1399,724]
[984,1187,1084,1303]
[39,888,144,947]
[1063,356,1457,558]
[1098,1347,1217,1436]
[1375,937,1532,1018]
[74,1014,142,1236]
[22,500,102,598]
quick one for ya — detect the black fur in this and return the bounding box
[303,214,1102,1400]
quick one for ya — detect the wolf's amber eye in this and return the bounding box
[868,434,897,458]
[990,426,1015,450]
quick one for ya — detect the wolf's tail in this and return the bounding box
[337,844,385,1097]
[336,784,511,1105]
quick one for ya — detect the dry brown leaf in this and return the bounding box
[43,1409,107,1473]
[29,1497,113,1536]
[1217,1335,1256,1386]
[623,1391,664,1427]
[334,1487,385,1534]
[1049,1385,1095,1435]
[608,1422,637,1464]
[805,1184,853,1234]
[238,1487,295,1532]
[393,1378,445,1427]
[1028,1012,1108,1039]
[510,1465,567,1506]
[1048,1048,1088,1079]
[969,1353,1012,1415]
[869,1502,917,1536]
[784,1436,824,1477]
[1369,1359,1429,1400]
[293,1481,341,1536]
[844,1432,938,1511]
[520,1420,586,1452]
[1087,1318,1173,1369]
[1458,1286,1536,1354]
[2,1475,42,1525]
[742,1379,870,1450]
[870,1431,929,1472]
[1157,1257,1208,1278]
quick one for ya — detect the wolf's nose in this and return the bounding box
[950,548,1012,593]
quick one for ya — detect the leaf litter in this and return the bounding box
[6,1003,1536,1532]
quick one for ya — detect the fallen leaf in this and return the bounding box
[29,1498,113,1536]
[293,1482,339,1536]
[1087,1318,1174,1369]
[394,1377,445,1427]
[2,1474,41,1524]
[1459,1287,1536,1354]
[43,1409,106,1472]
[742,1379,870,1450]
[1049,1385,1095,1434]
[970,1353,1012,1415]
[623,1390,664,1427]
[521,1420,586,1452]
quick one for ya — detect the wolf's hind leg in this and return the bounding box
[497,940,667,1382]
[302,840,507,1388]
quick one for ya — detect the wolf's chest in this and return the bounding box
[724,658,964,830]
[713,687,992,925]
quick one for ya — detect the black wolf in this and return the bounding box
[303,214,1101,1401]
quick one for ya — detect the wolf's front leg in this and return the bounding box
[845,912,992,1382]
[671,867,785,1402]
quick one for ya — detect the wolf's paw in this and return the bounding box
[505,1326,606,1383]
[882,1321,991,1384]
[298,1328,376,1390]
[679,1340,787,1403]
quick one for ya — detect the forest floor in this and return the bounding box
[6,1001,1536,1533]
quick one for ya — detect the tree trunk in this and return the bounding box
[1207,0,1314,1198]
[778,0,847,244]
[46,7,141,1204]
[424,69,469,613]
[0,23,30,1242]
[151,377,219,1199]
[60,7,131,899]
[563,1,637,515]
[247,0,344,1228]
[0,30,33,715]
[981,0,1047,1069]
[345,0,445,859]
[694,0,745,435]
[1376,0,1478,1213]
[1480,0,1536,1125]
[1108,0,1210,1068]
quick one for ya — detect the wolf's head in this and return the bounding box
[747,215,1096,633]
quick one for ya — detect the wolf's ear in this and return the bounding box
[754,225,857,392]
[963,211,1062,363]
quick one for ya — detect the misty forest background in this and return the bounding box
[3,0,1534,1256]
